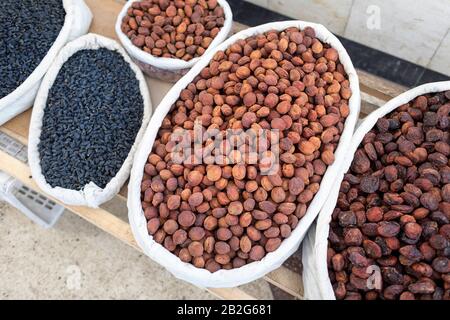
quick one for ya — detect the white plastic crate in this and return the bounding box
[0,132,64,228]
[0,132,26,161]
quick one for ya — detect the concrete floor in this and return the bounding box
[0,200,273,300]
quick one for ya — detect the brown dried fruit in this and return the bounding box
[147,218,160,235]
[188,170,204,186]
[163,219,178,235]
[240,236,252,253]
[122,0,226,60]
[207,165,222,182]
[189,227,206,241]
[249,245,265,261]
[265,238,282,252]
[289,177,305,195]
[178,210,196,227]
[167,195,181,210]
[359,175,380,193]
[228,201,244,216]
[351,150,371,174]
[173,229,188,245]
[188,192,204,207]
[188,241,204,257]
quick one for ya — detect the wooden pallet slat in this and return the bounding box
[266,267,304,299]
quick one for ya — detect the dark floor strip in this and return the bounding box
[228,0,450,88]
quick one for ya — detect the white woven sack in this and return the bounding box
[115,0,233,82]
[128,21,361,288]
[0,0,92,126]
[302,81,450,300]
[28,34,153,208]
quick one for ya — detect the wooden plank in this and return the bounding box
[360,91,387,108]
[0,149,254,300]
[360,94,385,117]
[266,267,303,299]
[2,110,32,146]
[357,70,408,117]
[85,0,124,40]
[358,69,407,100]
[231,21,248,34]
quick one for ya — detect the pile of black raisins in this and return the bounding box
[0,0,65,98]
[38,48,144,190]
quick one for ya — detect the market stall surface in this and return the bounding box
[0,0,407,300]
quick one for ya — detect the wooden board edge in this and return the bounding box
[358,69,407,100]
[0,126,29,146]
[265,267,304,299]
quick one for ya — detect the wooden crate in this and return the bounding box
[0,0,407,300]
